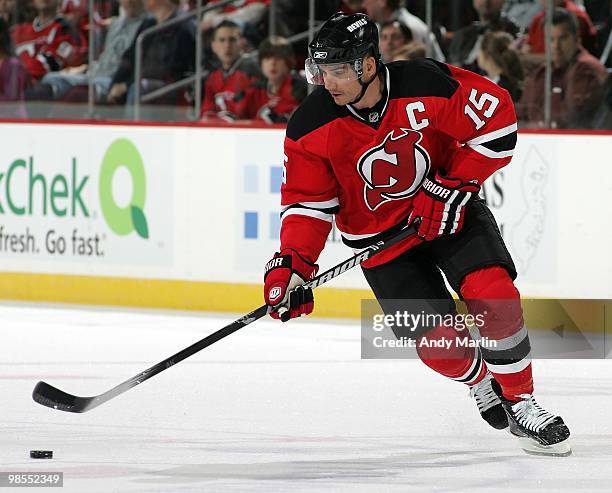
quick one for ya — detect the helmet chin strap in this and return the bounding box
[347,61,381,106]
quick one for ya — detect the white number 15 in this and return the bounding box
[464,89,499,130]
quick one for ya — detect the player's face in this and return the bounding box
[261,56,290,84]
[320,63,363,104]
[551,23,578,68]
[320,56,377,105]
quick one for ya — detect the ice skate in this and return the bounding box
[469,372,509,430]
[492,380,571,456]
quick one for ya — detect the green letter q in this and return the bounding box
[99,138,149,239]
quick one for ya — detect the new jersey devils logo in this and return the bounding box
[357,128,430,211]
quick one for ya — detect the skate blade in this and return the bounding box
[518,436,572,457]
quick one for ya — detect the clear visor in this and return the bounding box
[304,58,362,85]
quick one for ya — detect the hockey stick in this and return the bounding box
[32,223,417,413]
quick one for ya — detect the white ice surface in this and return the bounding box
[1,303,611,492]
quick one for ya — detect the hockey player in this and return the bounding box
[263,12,571,456]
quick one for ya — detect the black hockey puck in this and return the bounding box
[30,450,53,459]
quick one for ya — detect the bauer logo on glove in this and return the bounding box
[268,286,282,302]
[263,249,318,322]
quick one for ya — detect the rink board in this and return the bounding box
[0,122,610,318]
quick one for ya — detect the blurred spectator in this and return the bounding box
[518,8,608,128]
[201,20,261,122]
[178,0,191,13]
[392,40,426,61]
[477,30,523,101]
[200,0,268,47]
[14,1,37,24]
[0,0,15,24]
[38,0,145,102]
[201,0,268,30]
[405,0,478,33]
[363,0,428,44]
[244,36,306,123]
[380,20,412,62]
[59,0,93,66]
[364,0,445,60]
[525,0,597,57]
[0,17,27,117]
[11,0,83,82]
[583,0,610,58]
[503,0,543,32]
[448,0,519,69]
[101,0,119,18]
[107,0,195,109]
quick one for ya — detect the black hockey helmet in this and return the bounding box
[305,12,381,87]
[308,12,380,66]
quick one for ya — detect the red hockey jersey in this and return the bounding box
[201,56,261,121]
[244,72,307,123]
[11,17,82,81]
[280,59,517,268]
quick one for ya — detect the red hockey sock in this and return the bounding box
[461,266,533,400]
[416,323,488,387]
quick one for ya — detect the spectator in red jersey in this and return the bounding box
[11,0,82,82]
[39,0,145,103]
[477,31,524,102]
[200,20,261,122]
[523,0,597,58]
[107,0,195,111]
[518,8,608,128]
[0,17,27,117]
[379,20,412,63]
[244,36,306,123]
[58,0,90,67]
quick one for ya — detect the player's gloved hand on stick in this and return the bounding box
[409,170,481,241]
[264,249,318,322]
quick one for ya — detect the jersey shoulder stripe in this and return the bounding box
[387,58,459,101]
[286,86,348,142]
[480,131,517,153]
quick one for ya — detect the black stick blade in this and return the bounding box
[32,381,93,413]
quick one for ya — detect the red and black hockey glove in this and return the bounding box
[264,249,318,322]
[409,171,481,241]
